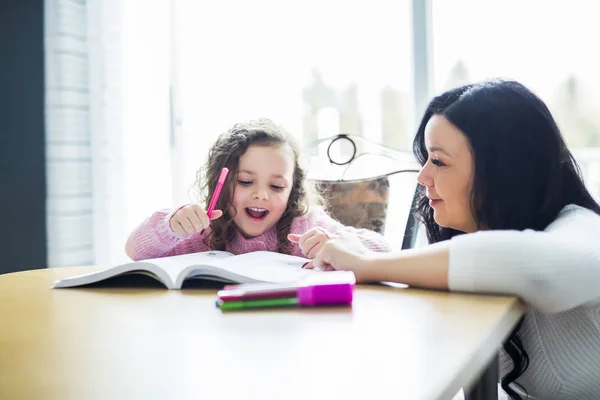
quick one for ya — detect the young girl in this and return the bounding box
[308,81,600,399]
[125,118,390,261]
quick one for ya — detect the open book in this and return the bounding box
[52,251,352,289]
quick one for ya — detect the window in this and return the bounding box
[173,0,414,197]
[432,0,600,198]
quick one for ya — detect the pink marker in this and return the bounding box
[217,282,354,306]
[201,167,229,233]
[217,272,356,305]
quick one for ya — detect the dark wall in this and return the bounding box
[0,0,47,274]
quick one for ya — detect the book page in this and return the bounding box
[52,251,233,289]
[52,262,172,288]
[149,251,233,283]
[185,251,323,284]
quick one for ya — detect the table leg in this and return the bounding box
[465,354,499,400]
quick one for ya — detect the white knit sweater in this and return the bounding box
[449,204,600,399]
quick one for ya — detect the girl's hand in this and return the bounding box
[169,204,223,236]
[304,231,374,282]
[287,227,332,259]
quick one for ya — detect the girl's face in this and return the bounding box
[230,144,295,238]
[417,115,478,233]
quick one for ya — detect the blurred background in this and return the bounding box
[2,0,599,273]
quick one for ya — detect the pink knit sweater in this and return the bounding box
[125,206,391,261]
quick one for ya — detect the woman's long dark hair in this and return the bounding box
[412,80,600,399]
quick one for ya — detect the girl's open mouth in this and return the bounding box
[245,207,269,220]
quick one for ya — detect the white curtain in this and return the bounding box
[45,0,172,267]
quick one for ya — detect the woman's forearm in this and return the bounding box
[363,242,450,290]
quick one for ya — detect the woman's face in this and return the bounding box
[417,114,478,233]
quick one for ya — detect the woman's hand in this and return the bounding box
[303,231,374,282]
[169,204,223,236]
[288,227,332,259]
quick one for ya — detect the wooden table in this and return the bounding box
[0,267,524,400]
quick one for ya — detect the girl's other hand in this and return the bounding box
[288,227,332,259]
[303,231,373,282]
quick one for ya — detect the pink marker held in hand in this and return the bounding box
[201,167,229,234]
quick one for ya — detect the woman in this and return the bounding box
[307,80,600,399]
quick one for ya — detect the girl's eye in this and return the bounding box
[270,185,284,191]
[237,180,252,186]
[431,158,445,167]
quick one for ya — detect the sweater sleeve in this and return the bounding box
[124,207,210,261]
[290,207,392,253]
[448,205,600,314]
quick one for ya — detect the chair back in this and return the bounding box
[305,134,421,249]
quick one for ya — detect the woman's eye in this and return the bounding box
[270,185,284,191]
[237,180,252,186]
[431,158,445,167]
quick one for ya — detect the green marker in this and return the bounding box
[217,297,298,311]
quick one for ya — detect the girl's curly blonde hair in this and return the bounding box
[194,119,322,254]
